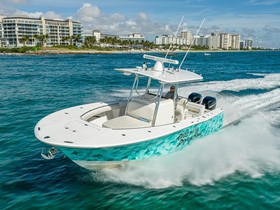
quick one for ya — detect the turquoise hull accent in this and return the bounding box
[59,113,223,162]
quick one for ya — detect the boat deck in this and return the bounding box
[35,101,223,148]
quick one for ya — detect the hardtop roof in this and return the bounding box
[115,54,203,84]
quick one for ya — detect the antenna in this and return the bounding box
[165,16,184,58]
[179,18,205,69]
[143,54,179,71]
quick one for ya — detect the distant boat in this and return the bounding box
[204,53,211,56]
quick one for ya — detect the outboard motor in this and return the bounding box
[202,96,217,110]
[188,92,202,104]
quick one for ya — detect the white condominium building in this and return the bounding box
[219,33,231,50]
[155,34,189,46]
[155,31,241,50]
[0,16,4,47]
[0,16,82,47]
[119,33,145,42]
[218,33,240,50]
[244,39,253,49]
[231,34,241,50]
[181,30,192,45]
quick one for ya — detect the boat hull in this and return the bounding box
[58,112,223,170]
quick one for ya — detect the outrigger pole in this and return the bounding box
[179,18,206,70]
[165,16,185,59]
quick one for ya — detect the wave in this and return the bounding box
[188,73,280,92]
[95,112,280,189]
[110,73,280,97]
[91,73,280,189]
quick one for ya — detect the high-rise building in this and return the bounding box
[162,35,168,45]
[219,33,231,50]
[155,31,242,50]
[244,39,253,49]
[168,35,177,45]
[194,33,241,50]
[0,16,82,47]
[93,30,101,42]
[155,33,189,46]
[155,36,162,45]
[119,33,145,42]
[0,16,4,47]
[240,41,244,49]
[194,35,209,47]
[181,30,192,45]
[231,34,241,50]
[208,33,220,49]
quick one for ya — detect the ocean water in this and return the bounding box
[0,51,280,209]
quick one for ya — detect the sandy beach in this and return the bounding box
[27,49,262,55]
[1,48,274,55]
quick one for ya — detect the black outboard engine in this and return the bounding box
[188,92,202,104]
[202,96,217,110]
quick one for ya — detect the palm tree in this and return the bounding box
[33,34,41,46]
[72,34,81,46]
[34,34,49,47]
[84,36,96,48]
[19,35,30,46]
[62,36,70,45]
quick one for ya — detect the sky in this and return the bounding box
[1,0,280,48]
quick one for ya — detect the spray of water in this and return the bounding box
[96,112,280,188]
[92,74,280,189]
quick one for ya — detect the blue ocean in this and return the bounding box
[1,51,280,209]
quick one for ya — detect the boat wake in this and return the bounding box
[91,73,280,189]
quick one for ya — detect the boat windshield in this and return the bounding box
[129,75,165,98]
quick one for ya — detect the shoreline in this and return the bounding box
[0,48,278,56]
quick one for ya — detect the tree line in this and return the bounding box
[18,34,155,49]
[19,34,82,47]
[79,35,155,49]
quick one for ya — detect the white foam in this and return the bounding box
[110,73,280,98]
[221,88,280,125]
[181,73,280,93]
[92,73,280,188]
[98,113,280,188]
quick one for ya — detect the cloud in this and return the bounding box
[242,28,256,37]
[75,4,125,34]
[43,11,63,19]
[12,9,62,19]
[1,1,280,48]
[138,12,148,21]
[74,3,174,37]
[14,10,43,18]
[6,0,28,3]
[263,25,280,33]
[126,20,137,26]
[249,0,280,5]
[258,25,280,48]
[197,25,221,35]
[76,3,100,22]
